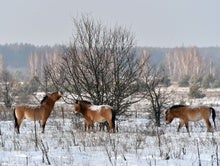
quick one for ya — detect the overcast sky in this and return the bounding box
[0,0,219,47]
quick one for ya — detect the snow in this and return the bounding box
[1,91,220,165]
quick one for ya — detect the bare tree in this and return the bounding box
[142,64,171,127]
[45,15,147,115]
[0,69,14,108]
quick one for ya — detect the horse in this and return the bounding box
[73,100,115,132]
[165,105,216,134]
[14,91,62,134]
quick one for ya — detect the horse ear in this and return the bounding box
[41,95,48,104]
[164,110,167,115]
[75,100,79,103]
[164,109,169,115]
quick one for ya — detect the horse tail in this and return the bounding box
[210,107,216,129]
[14,108,18,128]
[111,110,116,131]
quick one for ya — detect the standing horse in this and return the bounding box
[73,100,115,132]
[14,91,62,134]
[165,105,216,134]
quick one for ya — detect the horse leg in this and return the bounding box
[88,124,92,131]
[91,123,94,131]
[16,118,23,134]
[14,110,23,134]
[41,118,48,133]
[99,122,108,131]
[177,120,184,132]
[38,120,41,127]
[88,123,94,132]
[84,124,87,131]
[99,123,103,131]
[83,119,87,131]
[88,120,94,132]
[84,119,91,131]
[184,121,190,135]
[204,119,212,132]
[106,120,113,132]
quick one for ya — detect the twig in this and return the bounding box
[39,140,51,165]
[197,140,201,166]
[216,145,219,166]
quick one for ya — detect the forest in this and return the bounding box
[1,44,220,79]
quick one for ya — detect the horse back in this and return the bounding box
[87,105,113,122]
[169,106,211,121]
[186,106,212,121]
[15,105,43,121]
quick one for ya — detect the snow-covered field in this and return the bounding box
[1,88,220,166]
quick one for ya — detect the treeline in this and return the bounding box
[0,43,220,84]
[138,47,220,88]
[0,43,64,79]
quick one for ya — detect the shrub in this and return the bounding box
[178,75,190,87]
[188,84,205,98]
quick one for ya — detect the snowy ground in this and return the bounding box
[1,89,220,165]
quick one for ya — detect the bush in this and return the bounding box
[160,75,171,87]
[201,74,215,88]
[188,84,205,98]
[178,75,190,87]
[213,80,220,88]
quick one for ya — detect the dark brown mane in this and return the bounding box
[40,95,48,104]
[76,100,92,105]
[170,105,186,109]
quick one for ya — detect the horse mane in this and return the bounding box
[40,95,48,104]
[76,100,92,105]
[170,104,186,109]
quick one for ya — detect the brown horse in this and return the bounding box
[14,91,62,134]
[73,100,115,132]
[165,105,216,134]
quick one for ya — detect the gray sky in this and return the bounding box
[0,0,219,47]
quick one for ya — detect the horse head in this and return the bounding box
[73,100,80,113]
[73,100,92,114]
[50,91,62,101]
[40,91,62,104]
[165,108,173,124]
